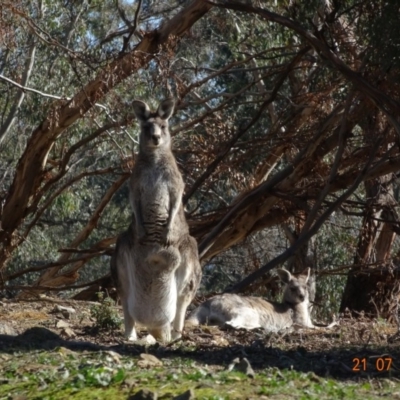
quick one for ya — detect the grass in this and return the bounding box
[1,301,399,399]
[1,347,399,400]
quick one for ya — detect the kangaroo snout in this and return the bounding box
[151,134,161,145]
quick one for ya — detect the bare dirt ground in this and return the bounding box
[1,297,399,383]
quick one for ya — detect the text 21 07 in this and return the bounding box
[352,357,393,372]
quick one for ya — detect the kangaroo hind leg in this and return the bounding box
[121,298,137,341]
[172,293,193,340]
[148,324,171,343]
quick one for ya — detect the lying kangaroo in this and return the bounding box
[186,268,314,331]
[111,99,201,343]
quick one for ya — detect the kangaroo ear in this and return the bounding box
[132,100,151,122]
[277,268,292,284]
[299,267,311,283]
[157,98,175,120]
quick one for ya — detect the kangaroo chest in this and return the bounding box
[140,169,170,217]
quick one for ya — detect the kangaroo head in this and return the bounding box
[132,99,175,152]
[277,267,310,305]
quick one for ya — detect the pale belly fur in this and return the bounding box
[126,253,177,327]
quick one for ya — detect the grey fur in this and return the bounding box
[130,98,186,246]
[111,99,202,343]
[186,268,314,331]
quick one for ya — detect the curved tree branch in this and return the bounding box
[0,0,213,270]
[17,173,128,297]
[208,1,400,115]
[227,137,381,293]
[184,46,310,204]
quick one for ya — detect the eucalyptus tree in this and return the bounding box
[0,0,211,294]
[1,0,400,320]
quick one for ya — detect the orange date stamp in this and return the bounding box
[352,357,393,372]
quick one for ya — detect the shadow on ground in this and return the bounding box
[0,325,398,381]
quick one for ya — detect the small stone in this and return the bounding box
[0,322,17,336]
[57,347,76,356]
[212,336,229,346]
[105,350,121,363]
[54,305,76,319]
[54,305,76,313]
[307,372,321,383]
[62,327,76,338]
[129,388,157,400]
[137,353,163,368]
[56,320,70,329]
[173,388,195,400]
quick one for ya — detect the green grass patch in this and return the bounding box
[0,348,398,400]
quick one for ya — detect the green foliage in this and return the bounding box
[361,0,400,70]
[90,293,122,331]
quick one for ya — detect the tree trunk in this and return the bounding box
[283,211,316,312]
[340,175,400,320]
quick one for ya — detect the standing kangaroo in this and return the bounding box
[186,268,314,331]
[111,99,202,343]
